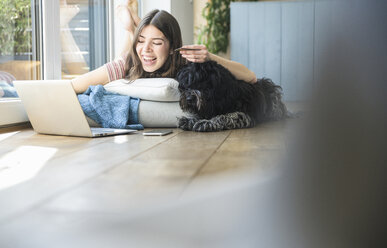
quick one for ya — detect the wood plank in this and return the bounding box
[197,122,286,176]
[0,122,31,134]
[0,102,308,247]
[38,130,231,214]
[0,129,182,221]
[183,102,306,194]
[0,102,306,220]
[181,123,288,198]
[197,102,306,176]
[0,129,105,157]
[0,129,35,155]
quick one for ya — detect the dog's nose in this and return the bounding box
[186,95,195,102]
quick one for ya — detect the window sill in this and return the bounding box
[0,98,29,127]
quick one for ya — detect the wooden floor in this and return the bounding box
[0,103,304,247]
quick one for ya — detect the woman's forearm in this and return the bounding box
[208,53,257,83]
[72,2,138,94]
[179,45,256,83]
[71,65,109,93]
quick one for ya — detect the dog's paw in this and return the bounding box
[192,119,219,132]
[178,116,197,130]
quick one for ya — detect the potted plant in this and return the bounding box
[196,0,259,55]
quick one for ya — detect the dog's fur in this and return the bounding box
[176,61,288,132]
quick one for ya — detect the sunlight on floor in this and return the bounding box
[114,135,129,144]
[0,131,19,142]
[0,146,57,190]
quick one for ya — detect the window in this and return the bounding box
[60,0,108,79]
[0,0,41,91]
[0,0,110,127]
[0,0,41,126]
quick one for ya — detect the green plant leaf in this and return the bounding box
[196,0,259,54]
[0,0,31,55]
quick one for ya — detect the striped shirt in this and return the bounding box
[105,58,126,82]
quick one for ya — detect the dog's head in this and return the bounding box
[176,61,236,119]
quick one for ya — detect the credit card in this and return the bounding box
[174,47,201,52]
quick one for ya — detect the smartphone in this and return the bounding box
[142,129,173,136]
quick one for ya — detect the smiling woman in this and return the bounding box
[71,6,257,94]
[127,9,184,80]
[71,9,185,94]
[136,25,171,73]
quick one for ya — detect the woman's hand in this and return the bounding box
[179,45,210,63]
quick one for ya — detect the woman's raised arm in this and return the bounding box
[179,45,257,83]
[72,1,140,94]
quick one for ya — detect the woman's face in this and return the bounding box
[136,25,171,72]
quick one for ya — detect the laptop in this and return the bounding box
[13,80,137,137]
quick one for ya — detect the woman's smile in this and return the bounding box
[136,25,171,72]
[142,56,157,65]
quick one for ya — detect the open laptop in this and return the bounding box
[13,80,137,137]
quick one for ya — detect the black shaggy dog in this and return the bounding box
[176,61,289,132]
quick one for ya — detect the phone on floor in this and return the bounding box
[142,129,173,136]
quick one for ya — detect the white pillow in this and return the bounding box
[86,100,186,128]
[138,100,185,127]
[104,78,180,102]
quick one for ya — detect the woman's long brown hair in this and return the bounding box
[125,9,185,80]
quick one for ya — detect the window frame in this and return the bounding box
[1,0,112,128]
[0,0,45,127]
[42,0,61,80]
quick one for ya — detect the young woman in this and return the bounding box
[71,4,256,94]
